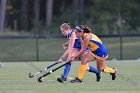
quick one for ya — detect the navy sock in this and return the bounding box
[62,63,71,78]
[89,66,100,74]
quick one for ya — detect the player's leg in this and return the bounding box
[57,49,69,82]
[57,49,78,82]
[63,49,78,78]
[84,53,101,82]
[71,52,91,83]
[57,62,71,82]
[81,52,101,82]
[96,59,117,80]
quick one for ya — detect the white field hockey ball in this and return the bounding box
[0,64,4,68]
[50,70,52,73]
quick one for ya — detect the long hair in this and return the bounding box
[83,26,92,33]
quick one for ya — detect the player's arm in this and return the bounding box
[74,35,90,59]
[58,41,69,62]
[58,32,76,62]
[68,32,76,50]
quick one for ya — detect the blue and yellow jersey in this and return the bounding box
[84,33,108,59]
[69,30,89,51]
[67,29,74,39]
[68,29,81,50]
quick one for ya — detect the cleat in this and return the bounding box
[96,72,101,82]
[110,68,118,80]
[71,77,82,83]
[57,76,67,83]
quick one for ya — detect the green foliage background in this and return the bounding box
[5,0,140,35]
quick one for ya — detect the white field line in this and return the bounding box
[0,91,34,93]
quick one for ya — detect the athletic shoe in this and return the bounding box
[110,68,118,80]
[57,76,67,83]
[96,72,101,82]
[71,77,82,83]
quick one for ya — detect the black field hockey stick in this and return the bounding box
[38,61,71,82]
[29,61,60,78]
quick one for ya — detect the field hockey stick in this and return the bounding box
[38,60,71,82]
[29,61,60,78]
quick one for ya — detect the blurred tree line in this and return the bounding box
[0,0,140,35]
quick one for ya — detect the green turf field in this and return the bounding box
[0,60,140,93]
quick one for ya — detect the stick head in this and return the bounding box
[38,77,43,82]
[29,73,34,78]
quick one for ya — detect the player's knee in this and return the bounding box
[86,66,90,71]
[98,67,104,72]
[81,62,87,65]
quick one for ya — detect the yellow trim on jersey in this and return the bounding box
[84,33,103,51]
[91,34,102,44]
[88,41,99,51]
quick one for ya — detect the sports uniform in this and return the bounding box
[57,30,100,82]
[84,33,108,60]
[60,29,81,80]
[71,25,117,83]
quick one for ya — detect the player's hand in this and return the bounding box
[58,57,64,63]
[70,56,77,62]
[58,59,63,63]
[63,43,68,49]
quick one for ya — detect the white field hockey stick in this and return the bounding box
[29,61,60,78]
